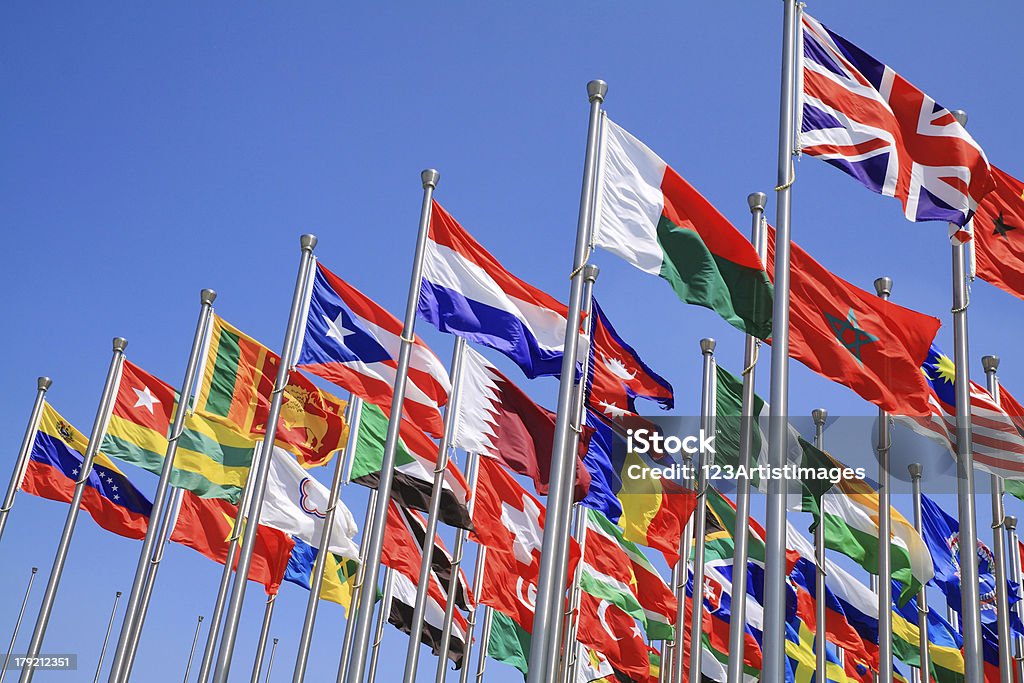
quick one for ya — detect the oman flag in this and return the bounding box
[594,118,774,339]
[974,165,1024,301]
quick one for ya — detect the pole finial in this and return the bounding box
[811,408,827,426]
[200,289,217,305]
[587,80,608,103]
[582,264,600,282]
[982,355,1000,373]
[874,276,893,298]
[747,192,768,212]
[951,109,968,127]
[700,338,716,354]
[908,462,923,478]
[112,337,128,352]
[1007,515,1018,531]
[421,169,440,189]
[37,376,52,391]
[300,234,318,251]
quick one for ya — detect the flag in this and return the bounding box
[281,537,360,613]
[23,403,151,539]
[174,411,256,502]
[712,364,767,478]
[452,344,591,499]
[349,402,472,529]
[576,591,651,683]
[895,345,1024,478]
[765,226,941,416]
[387,567,469,668]
[593,117,773,338]
[258,445,360,560]
[974,166,1024,300]
[587,299,674,422]
[297,262,451,437]
[799,13,992,229]
[419,200,572,379]
[170,490,293,595]
[487,611,532,676]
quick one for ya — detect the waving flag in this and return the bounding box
[576,591,652,683]
[974,166,1024,300]
[281,538,360,613]
[419,200,570,379]
[298,262,451,437]
[799,13,992,229]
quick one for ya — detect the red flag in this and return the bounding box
[975,166,1024,301]
[577,591,652,682]
[766,226,940,416]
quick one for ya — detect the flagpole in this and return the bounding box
[671,456,695,683]
[0,567,37,683]
[108,289,217,683]
[811,409,828,677]
[402,336,468,683]
[981,354,1014,683]
[527,77,606,683]
[182,616,203,683]
[661,562,678,683]
[474,606,494,683]
[19,337,127,683]
[724,192,767,683]
[346,169,441,683]
[458,543,488,683]
[1004,515,1024,682]
[562,503,590,683]
[94,592,123,683]
[435,450,481,683]
[0,378,52,543]
[211,234,317,683]
[948,108,984,683]
[264,639,278,683]
[367,568,395,683]
[249,595,277,683]
[334,488,377,683]
[291,398,362,683]
[872,276,894,683]
[908,463,931,682]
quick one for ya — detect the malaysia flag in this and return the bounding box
[297,262,451,438]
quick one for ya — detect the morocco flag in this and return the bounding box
[766,226,940,416]
[594,118,774,339]
[974,165,1024,301]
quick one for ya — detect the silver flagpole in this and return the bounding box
[0,378,52,543]
[434,451,481,683]
[763,0,799,680]
[94,592,123,683]
[182,616,203,683]
[949,109,984,683]
[474,606,494,683]
[211,234,317,683]
[335,487,376,683]
[367,569,395,683]
[19,337,127,683]
[0,567,37,683]
[563,503,590,683]
[196,461,259,683]
[291,398,362,683]
[908,464,931,682]
[263,639,278,683]
[672,456,696,683]
[458,543,487,683]
[661,562,678,683]
[982,355,1014,683]
[874,276,894,683]
[812,409,828,677]
[109,289,217,683]
[249,595,277,683]
[526,77,606,683]
[346,169,441,683]
[725,192,767,683]
[1004,515,1024,682]
[402,336,468,683]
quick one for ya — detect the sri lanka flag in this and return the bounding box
[22,403,151,539]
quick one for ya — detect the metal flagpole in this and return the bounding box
[335,487,376,683]
[249,595,277,683]
[763,0,799,680]
[725,192,767,683]
[661,562,679,683]
[291,398,361,683]
[949,108,984,683]
[811,409,828,677]
[264,639,278,683]
[458,543,488,683]
[0,567,37,683]
[526,77,606,683]
[109,289,217,683]
[982,355,1014,683]
[0,378,52,543]
[873,276,894,683]
[367,569,395,683]
[182,616,203,683]
[672,455,696,683]
[94,592,123,683]
[19,337,127,683]
[687,339,716,683]
[475,606,494,683]
[435,450,481,683]
[346,169,440,683]
[402,337,468,683]
[1004,515,1024,682]
[908,464,931,683]
[211,234,317,683]
[563,503,590,683]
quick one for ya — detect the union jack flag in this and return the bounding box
[799,13,993,229]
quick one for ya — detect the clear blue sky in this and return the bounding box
[2,2,1023,681]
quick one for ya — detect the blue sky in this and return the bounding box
[2,2,1024,681]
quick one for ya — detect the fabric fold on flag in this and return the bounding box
[974,165,1024,300]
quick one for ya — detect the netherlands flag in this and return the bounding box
[418,200,570,379]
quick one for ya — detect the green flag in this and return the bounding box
[488,611,531,676]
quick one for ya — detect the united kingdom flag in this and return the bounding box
[799,13,993,230]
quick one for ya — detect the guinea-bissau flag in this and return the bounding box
[974,165,1024,301]
[196,315,350,468]
[23,403,151,538]
[101,359,256,503]
[593,117,774,339]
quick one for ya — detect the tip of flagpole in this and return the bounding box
[982,355,1000,373]
[873,276,892,298]
[200,288,217,305]
[700,338,716,354]
[30,567,37,574]
[112,337,128,352]
[582,264,599,282]
[747,192,767,212]
[811,408,827,426]
[300,234,318,251]
[951,109,968,127]
[908,462,923,478]
[421,169,440,189]
[37,376,52,391]
[587,80,608,103]
[1007,515,1018,531]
